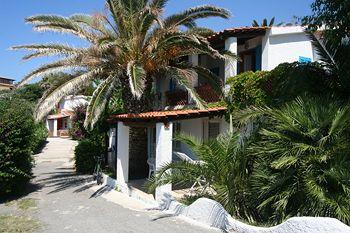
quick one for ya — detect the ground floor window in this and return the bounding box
[208,121,220,139]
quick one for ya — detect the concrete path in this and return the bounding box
[0,138,215,233]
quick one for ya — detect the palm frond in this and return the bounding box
[26,15,97,42]
[12,44,83,61]
[126,61,146,98]
[16,57,82,87]
[164,5,230,28]
[167,67,205,109]
[35,69,101,120]
[84,73,120,129]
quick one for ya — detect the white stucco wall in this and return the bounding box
[59,95,89,111]
[155,122,173,201]
[178,117,229,159]
[262,26,316,71]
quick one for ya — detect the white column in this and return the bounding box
[188,55,199,104]
[261,33,270,71]
[189,55,199,87]
[155,122,173,201]
[117,122,129,184]
[225,37,238,81]
[109,128,116,149]
[53,119,58,137]
[45,119,49,131]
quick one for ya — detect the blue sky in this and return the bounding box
[0,0,314,82]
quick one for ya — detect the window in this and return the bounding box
[208,122,220,139]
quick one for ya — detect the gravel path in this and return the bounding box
[0,138,215,233]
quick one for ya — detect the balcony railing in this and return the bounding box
[165,84,221,106]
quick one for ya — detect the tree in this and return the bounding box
[146,133,255,221]
[308,32,350,98]
[303,0,350,47]
[13,0,234,129]
[252,17,277,27]
[235,96,350,225]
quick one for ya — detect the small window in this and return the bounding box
[208,122,220,139]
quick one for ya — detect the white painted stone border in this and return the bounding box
[101,174,350,233]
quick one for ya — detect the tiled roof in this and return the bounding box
[47,109,74,120]
[110,107,227,122]
[208,26,269,41]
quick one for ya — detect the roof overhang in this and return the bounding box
[109,107,227,124]
[208,27,269,44]
[47,110,73,120]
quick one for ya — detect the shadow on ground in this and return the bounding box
[37,167,94,194]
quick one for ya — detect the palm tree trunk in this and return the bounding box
[120,77,154,179]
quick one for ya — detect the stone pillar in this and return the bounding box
[53,119,58,137]
[117,122,130,184]
[155,122,173,201]
[225,37,238,81]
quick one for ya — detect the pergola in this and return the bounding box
[109,107,227,200]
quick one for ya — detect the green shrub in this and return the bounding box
[226,71,272,110]
[239,96,350,225]
[74,139,102,174]
[31,123,48,153]
[226,62,331,111]
[0,98,36,197]
[268,62,330,104]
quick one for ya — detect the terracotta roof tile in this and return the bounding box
[110,107,227,122]
[207,26,269,41]
[47,109,73,120]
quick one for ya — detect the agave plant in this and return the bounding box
[236,96,350,224]
[13,0,234,129]
[146,133,255,221]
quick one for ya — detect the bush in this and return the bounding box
[69,104,89,140]
[74,139,103,174]
[31,123,48,153]
[226,62,331,111]
[236,96,350,225]
[226,71,272,110]
[0,98,36,197]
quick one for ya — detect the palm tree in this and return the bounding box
[146,133,255,221]
[13,0,234,129]
[308,32,350,98]
[235,96,350,225]
[252,17,276,27]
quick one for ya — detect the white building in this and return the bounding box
[46,95,89,137]
[108,26,320,200]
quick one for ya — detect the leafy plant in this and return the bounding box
[303,0,350,47]
[237,96,350,225]
[69,104,89,140]
[226,71,272,110]
[74,139,103,174]
[225,62,331,112]
[146,133,255,221]
[0,98,36,197]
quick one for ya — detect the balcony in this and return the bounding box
[165,84,221,107]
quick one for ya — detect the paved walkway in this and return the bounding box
[1,138,215,233]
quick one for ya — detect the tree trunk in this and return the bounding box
[120,77,154,179]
